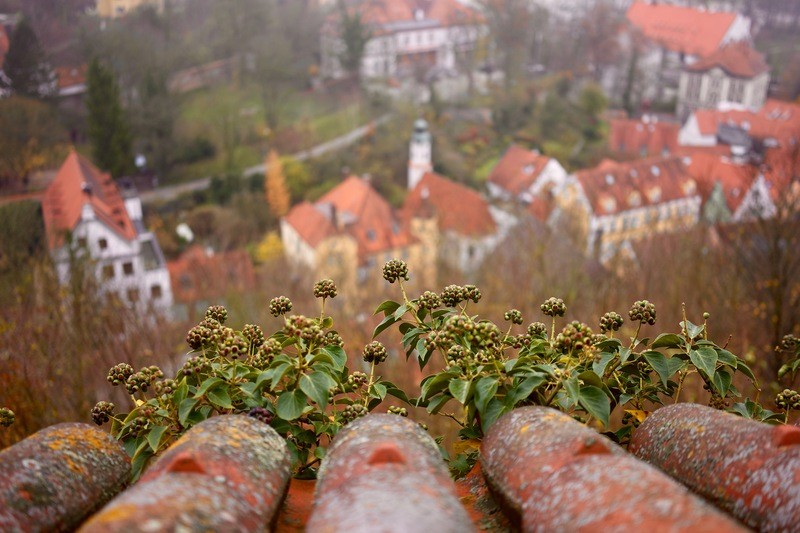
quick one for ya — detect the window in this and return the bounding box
[127,288,139,303]
[77,237,88,248]
[102,264,115,280]
[686,74,702,101]
[728,79,745,104]
[98,238,108,250]
[150,285,163,299]
[123,262,134,276]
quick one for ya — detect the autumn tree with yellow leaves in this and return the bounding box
[265,149,290,218]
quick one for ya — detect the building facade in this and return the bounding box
[42,151,173,311]
[95,0,165,18]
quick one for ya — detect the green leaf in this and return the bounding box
[563,376,580,407]
[619,347,632,364]
[300,372,332,410]
[194,377,223,397]
[644,351,685,388]
[689,347,718,380]
[420,371,458,401]
[173,378,188,405]
[716,348,737,367]
[712,369,732,397]
[178,397,198,427]
[427,394,452,415]
[593,337,623,351]
[146,425,169,452]
[449,378,473,405]
[372,313,398,339]
[578,385,610,427]
[320,316,334,329]
[401,327,423,348]
[505,375,546,406]
[393,303,409,320]
[681,321,704,340]
[592,352,615,376]
[737,360,757,381]
[276,390,308,421]
[371,382,388,401]
[384,381,410,403]
[130,440,153,482]
[374,300,401,316]
[207,388,233,410]
[474,376,499,416]
[481,398,508,432]
[651,333,685,350]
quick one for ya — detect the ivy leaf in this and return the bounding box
[427,394,452,415]
[481,398,509,433]
[449,378,473,405]
[374,300,401,316]
[712,369,732,397]
[592,352,615,376]
[474,376,499,416]
[651,333,685,350]
[644,351,685,388]
[563,376,580,407]
[194,377,223,397]
[172,378,188,405]
[689,347,718,380]
[384,381,410,403]
[619,347,632,365]
[146,425,169,452]
[420,371,458,401]
[207,387,233,410]
[578,385,610,428]
[178,397,198,427]
[372,314,399,339]
[370,382,388,401]
[505,375,546,406]
[681,321,705,340]
[300,372,332,410]
[276,390,308,421]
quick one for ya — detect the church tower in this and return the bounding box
[408,119,432,190]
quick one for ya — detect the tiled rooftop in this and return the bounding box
[2,404,799,531]
[609,118,680,157]
[692,99,800,146]
[686,42,769,79]
[487,144,552,197]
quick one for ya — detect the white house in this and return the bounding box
[320,0,485,81]
[677,42,769,121]
[42,151,173,311]
[486,144,569,204]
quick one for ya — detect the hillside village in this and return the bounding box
[1,0,800,445]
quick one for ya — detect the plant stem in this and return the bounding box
[629,321,642,350]
[319,298,326,322]
[544,380,563,406]
[363,361,376,407]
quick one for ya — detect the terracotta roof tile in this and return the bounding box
[55,64,88,90]
[481,407,747,531]
[403,171,496,236]
[686,41,768,78]
[693,99,800,145]
[326,0,480,37]
[631,403,800,531]
[609,118,680,156]
[0,26,8,69]
[575,155,697,215]
[167,245,257,305]
[626,1,739,57]
[487,144,552,196]
[282,201,338,248]
[42,151,137,250]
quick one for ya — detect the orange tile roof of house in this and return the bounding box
[42,150,137,250]
[686,42,768,78]
[55,64,88,90]
[282,201,338,248]
[487,144,552,196]
[167,245,257,305]
[575,155,697,216]
[609,118,680,156]
[284,176,415,263]
[326,0,480,36]
[626,1,739,57]
[685,152,758,212]
[0,26,8,69]
[693,99,800,145]
[403,171,496,236]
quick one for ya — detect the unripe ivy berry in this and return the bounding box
[441,285,466,307]
[463,285,482,303]
[504,309,523,325]
[242,324,265,349]
[363,341,388,364]
[347,371,369,389]
[107,363,134,386]
[780,334,799,352]
[387,406,408,417]
[0,407,15,427]
[382,259,410,283]
[341,403,367,423]
[154,379,177,396]
[314,279,338,299]
[91,401,115,425]
[269,296,293,317]
[629,300,657,325]
[418,291,441,310]
[555,321,594,354]
[541,297,566,317]
[324,331,345,347]
[527,322,547,338]
[599,311,624,333]
[205,305,228,325]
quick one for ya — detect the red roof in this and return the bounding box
[609,118,680,156]
[487,144,552,196]
[283,176,415,263]
[626,1,739,57]
[403,171,495,236]
[167,245,256,305]
[42,151,137,250]
[686,42,768,78]
[685,151,758,212]
[0,26,8,69]
[55,64,88,90]
[282,201,337,248]
[575,156,698,215]
[326,0,480,36]
[693,99,800,145]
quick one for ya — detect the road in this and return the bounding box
[140,114,392,204]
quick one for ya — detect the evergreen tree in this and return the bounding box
[0,19,56,99]
[86,59,134,178]
[338,0,370,80]
[265,150,289,219]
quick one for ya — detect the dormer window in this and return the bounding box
[600,196,616,213]
[605,174,615,185]
[628,191,642,207]
[523,164,535,175]
[651,165,661,177]
[366,229,376,241]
